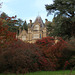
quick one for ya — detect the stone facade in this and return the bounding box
[17,16,49,43]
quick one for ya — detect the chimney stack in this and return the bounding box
[45,19,48,23]
[30,19,32,24]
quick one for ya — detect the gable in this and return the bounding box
[18,30,27,38]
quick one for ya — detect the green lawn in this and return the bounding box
[0,70,75,75]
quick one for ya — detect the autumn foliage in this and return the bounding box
[35,37,68,70]
[0,17,17,50]
[0,13,74,73]
[0,15,50,73]
[0,40,51,73]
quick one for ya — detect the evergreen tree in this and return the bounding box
[46,22,52,35]
[23,20,28,31]
[51,17,72,39]
[17,18,23,27]
[0,12,18,32]
[46,0,75,39]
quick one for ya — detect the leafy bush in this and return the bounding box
[0,15,51,73]
[36,37,69,70]
[63,37,75,69]
[0,40,51,73]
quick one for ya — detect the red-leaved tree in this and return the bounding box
[0,16,17,52]
[36,37,67,70]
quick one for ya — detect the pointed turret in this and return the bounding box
[34,16,44,28]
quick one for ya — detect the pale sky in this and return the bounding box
[0,0,53,23]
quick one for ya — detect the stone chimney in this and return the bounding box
[45,19,48,23]
[30,19,32,24]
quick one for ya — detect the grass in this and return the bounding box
[0,70,75,75]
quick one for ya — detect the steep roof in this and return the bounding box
[34,16,44,27]
[28,16,45,31]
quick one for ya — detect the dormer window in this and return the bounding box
[34,25,39,30]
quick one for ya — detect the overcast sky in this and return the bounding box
[0,0,53,23]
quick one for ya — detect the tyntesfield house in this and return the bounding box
[16,16,50,43]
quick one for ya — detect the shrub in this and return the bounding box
[63,37,75,69]
[0,40,51,73]
[36,37,68,70]
[0,15,51,73]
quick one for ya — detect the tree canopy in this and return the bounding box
[46,0,75,18]
[46,0,75,39]
[0,12,18,32]
[23,20,28,31]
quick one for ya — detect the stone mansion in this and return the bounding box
[16,16,50,43]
